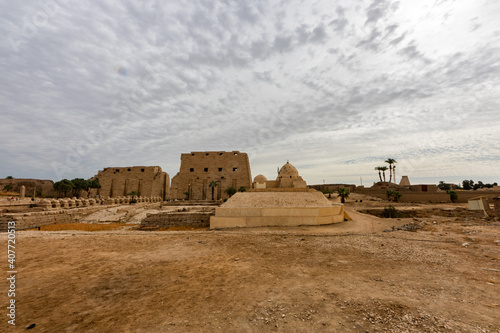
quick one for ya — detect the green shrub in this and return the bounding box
[225,187,237,197]
[447,190,458,203]
[382,205,399,218]
[386,190,402,202]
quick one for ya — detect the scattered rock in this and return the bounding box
[397,223,421,232]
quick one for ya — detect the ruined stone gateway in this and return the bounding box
[170,151,252,200]
[93,166,170,200]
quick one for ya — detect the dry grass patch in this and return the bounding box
[39,223,129,232]
[157,225,210,231]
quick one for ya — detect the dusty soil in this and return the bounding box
[1,194,500,332]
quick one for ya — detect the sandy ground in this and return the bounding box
[1,195,499,332]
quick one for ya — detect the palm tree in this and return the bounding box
[323,189,333,198]
[386,190,395,201]
[337,187,350,203]
[385,158,397,183]
[380,166,388,182]
[208,181,218,201]
[393,191,402,202]
[375,167,383,182]
[225,187,237,198]
[386,190,402,202]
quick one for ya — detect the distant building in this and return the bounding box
[93,166,170,199]
[399,176,410,186]
[0,178,55,197]
[252,161,307,189]
[409,184,437,192]
[170,151,252,200]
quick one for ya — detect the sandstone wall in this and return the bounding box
[357,189,500,203]
[308,184,357,193]
[409,184,438,192]
[170,151,252,200]
[140,211,215,229]
[0,178,56,197]
[93,166,170,200]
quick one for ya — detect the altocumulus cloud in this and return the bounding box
[0,0,499,185]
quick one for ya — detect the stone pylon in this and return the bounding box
[20,185,26,199]
[399,176,410,187]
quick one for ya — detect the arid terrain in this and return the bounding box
[1,194,499,332]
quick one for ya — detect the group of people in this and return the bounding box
[4,197,33,203]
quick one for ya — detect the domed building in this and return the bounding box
[252,161,307,189]
[252,174,268,189]
[211,161,349,229]
[277,162,307,188]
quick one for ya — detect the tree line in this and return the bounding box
[53,178,101,198]
[375,158,397,183]
[438,180,498,191]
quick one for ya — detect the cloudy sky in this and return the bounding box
[1,0,499,186]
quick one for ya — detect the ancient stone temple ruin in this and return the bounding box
[93,166,170,200]
[170,151,252,200]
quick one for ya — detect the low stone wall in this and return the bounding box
[248,188,316,192]
[356,189,500,203]
[308,184,357,193]
[161,201,220,207]
[140,211,215,229]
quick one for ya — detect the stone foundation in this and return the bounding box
[140,210,215,229]
[210,191,346,229]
